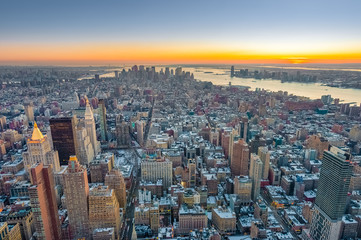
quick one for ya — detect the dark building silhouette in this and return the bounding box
[49,116,78,165]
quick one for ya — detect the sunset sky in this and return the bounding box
[1,0,361,65]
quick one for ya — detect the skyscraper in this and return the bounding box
[28,163,61,240]
[188,158,196,188]
[230,139,249,177]
[23,122,60,172]
[63,156,90,239]
[310,147,353,240]
[84,100,101,155]
[105,168,127,210]
[258,146,270,180]
[249,153,263,201]
[98,99,108,141]
[50,116,79,165]
[239,117,250,142]
[115,115,131,147]
[89,185,121,239]
[136,120,144,146]
[24,102,34,122]
[75,125,94,166]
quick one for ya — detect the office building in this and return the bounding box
[141,157,172,188]
[24,102,34,122]
[212,206,236,234]
[89,185,121,239]
[105,169,127,210]
[63,156,90,239]
[188,159,196,188]
[116,115,131,147]
[23,122,60,172]
[75,125,94,165]
[29,163,61,240]
[250,154,263,201]
[50,116,79,165]
[178,205,208,234]
[310,147,353,240]
[98,99,108,141]
[84,100,101,155]
[231,139,249,176]
[233,176,252,205]
[258,146,270,180]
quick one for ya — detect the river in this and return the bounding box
[95,66,361,105]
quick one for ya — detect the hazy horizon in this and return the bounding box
[2,0,361,64]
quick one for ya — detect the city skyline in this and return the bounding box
[1,0,361,65]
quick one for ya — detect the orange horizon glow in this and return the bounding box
[1,42,361,65]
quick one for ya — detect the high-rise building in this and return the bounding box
[233,176,252,205]
[188,159,196,188]
[50,116,79,165]
[250,154,263,201]
[141,157,173,188]
[239,117,250,142]
[105,169,127,210]
[231,139,249,176]
[89,152,114,183]
[149,206,160,232]
[75,125,94,165]
[84,100,101,155]
[24,102,34,122]
[258,147,270,180]
[89,185,121,239]
[98,99,108,141]
[136,120,144,146]
[116,115,131,147]
[23,122,60,172]
[63,156,90,239]
[28,163,61,240]
[0,115,6,131]
[230,66,235,77]
[310,147,353,240]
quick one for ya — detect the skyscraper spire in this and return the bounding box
[84,99,93,120]
[31,121,44,141]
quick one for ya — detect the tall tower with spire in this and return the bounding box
[23,122,60,172]
[84,100,100,156]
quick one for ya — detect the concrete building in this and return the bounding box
[24,102,34,122]
[141,157,172,188]
[89,185,121,239]
[29,163,61,240]
[250,154,263,201]
[63,156,90,239]
[23,122,60,172]
[7,209,35,240]
[75,125,94,166]
[258,146,270,180]
[105,169,127,210]
[233,176,252,205]
[116,115,131,147]
[212,206,236,234]
[310,147,353,240]
[178,205,207,234]
[84,100,101,155]
[230,139,249,176]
